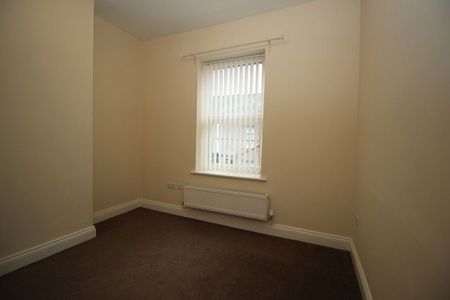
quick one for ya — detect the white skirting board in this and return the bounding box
[350,240,373,300]
[140,198,352,250]
[93,199,140,223]
[0,226,96,276]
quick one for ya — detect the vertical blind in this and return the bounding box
[196,54,265,177]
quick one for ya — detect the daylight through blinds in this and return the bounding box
[196,54,265,176]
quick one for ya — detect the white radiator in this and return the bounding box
[183,185,269,221]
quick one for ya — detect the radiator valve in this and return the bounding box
[268,209,274,223]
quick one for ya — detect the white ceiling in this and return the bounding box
[95,0,311,40]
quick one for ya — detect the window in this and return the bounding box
[195,53,265,178]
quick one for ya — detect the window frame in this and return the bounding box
[193,49,267,181]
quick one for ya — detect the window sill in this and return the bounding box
[191,171,267,182]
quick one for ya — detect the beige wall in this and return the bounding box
[0,0,94,257]
[94,17,144,212]
[141,0,361,236]
[355,0,450,299]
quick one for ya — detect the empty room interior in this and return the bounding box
[1,0,449,299]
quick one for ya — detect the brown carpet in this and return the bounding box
[0,208,362,299]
